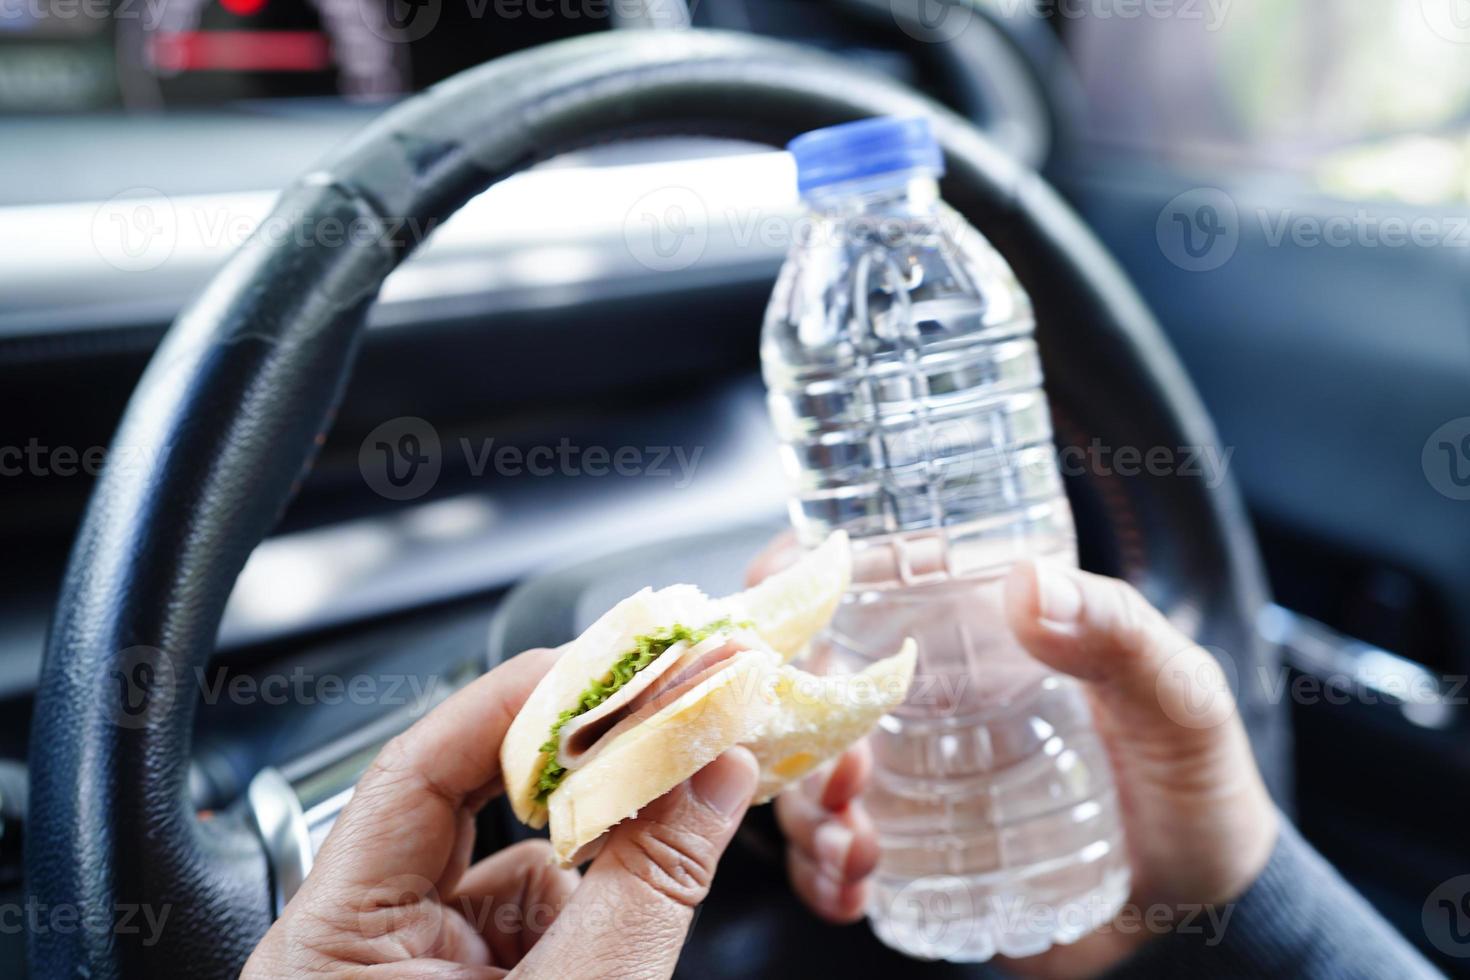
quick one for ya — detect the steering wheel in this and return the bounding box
[26,29,1288,978]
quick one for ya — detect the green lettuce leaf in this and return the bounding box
[533,617,736,803]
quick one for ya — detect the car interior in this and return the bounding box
[1,0,1467,976]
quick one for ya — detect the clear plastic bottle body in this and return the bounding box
[762,171,1129,962]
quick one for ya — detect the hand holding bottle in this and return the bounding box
[755,536,1279,976]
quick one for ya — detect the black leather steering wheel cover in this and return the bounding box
[27,29,1285,979]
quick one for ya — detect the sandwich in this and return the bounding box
[500,531,916,866]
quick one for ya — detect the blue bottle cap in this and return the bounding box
[787,117,945,196]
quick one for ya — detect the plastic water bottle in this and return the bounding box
[762,117,1129,962]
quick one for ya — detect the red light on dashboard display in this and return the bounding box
[150,31,332,73]
[218,0,268,15]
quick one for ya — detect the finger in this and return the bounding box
[308,647,561,893]
[744,530,799,587]
[347,873,496,970]
[370,646,563,802]
[450,840,580,969]
[1004,560,1279,908]
[1004,561,1240,738]
[365,962,504,979]
[250,886,499,978]
[776,792,879,885]
[802,741,871,811]
[786,846,870,924]
[512,748,758,980]
[434,808,478,899]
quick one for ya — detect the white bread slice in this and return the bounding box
[500,583,721,827]
[749,639,916,802]
[501,532,852,828]
[721,530,849,662]
[546,647,782,863]
[544,641,916,866]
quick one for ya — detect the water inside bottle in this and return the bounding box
[822,531,1130,962]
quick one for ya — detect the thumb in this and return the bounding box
[1003,560,1240,738]
[512,748,758,980]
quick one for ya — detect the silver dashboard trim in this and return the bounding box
[246,767,315,915]
[1260,603,1458,730]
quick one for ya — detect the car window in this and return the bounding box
[1069,0,1470,202]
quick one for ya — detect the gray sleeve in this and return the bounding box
[1106,817,1443,979]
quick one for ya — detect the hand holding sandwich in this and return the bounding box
[244,644,789,979]
[244,534,894,980]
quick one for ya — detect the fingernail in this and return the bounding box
[691,748,758,819]
[814,822,853,878]
[800,764,831,801]
[813,872,840,908]
[1034,563,1084,625]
